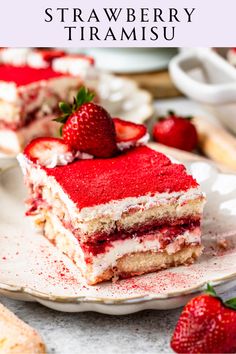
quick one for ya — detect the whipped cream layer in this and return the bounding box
[52,56,94,79]
[117,132,150,151]
[0,48,31,67]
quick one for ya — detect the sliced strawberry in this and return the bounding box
[24,137,74,168]
[113,118,147,143]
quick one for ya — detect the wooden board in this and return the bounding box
[119,70,182,99]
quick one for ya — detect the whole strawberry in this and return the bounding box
[171,284,236,353]
[55,87,117,158]
[153,111,198,152]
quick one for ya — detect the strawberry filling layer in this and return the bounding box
[81,221,200,258]
[74,216,201,243]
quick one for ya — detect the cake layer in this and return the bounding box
[18,146,205,240]
[40,211,202,285]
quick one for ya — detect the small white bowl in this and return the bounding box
[169,48,236,134]
[86,48,177,73]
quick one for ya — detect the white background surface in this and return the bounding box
[1,1,236,47]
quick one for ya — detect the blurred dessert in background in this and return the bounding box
[0,48,94,154]
[52,54,95,77]
[227,48,236,66]
[26,49,65,68]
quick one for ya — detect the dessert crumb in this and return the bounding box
[217,238,229,250]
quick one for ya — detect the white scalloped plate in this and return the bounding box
[0,73,153,159]
[0,161,236,314]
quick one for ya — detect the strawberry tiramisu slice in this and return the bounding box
[18,88,205,285]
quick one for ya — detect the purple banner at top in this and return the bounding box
[0,0,235,47]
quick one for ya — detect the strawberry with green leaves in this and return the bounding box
[171,284,236,353]
[153,111,198,152]
[55,87,117,158]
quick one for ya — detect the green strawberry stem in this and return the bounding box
[53,87,95,135]
[206,283,236,310]
[158,111,193,122]
[166,110,193,120]
[205,283,217,297]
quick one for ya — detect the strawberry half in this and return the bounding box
[55,87,117,158]
[113,118,148,150]
[24,137,74,168]
[171,284,236,353]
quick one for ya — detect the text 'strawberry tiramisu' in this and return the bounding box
[18,88,206,285]
[0,48,94,154]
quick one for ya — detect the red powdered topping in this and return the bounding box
[41,146,198,209]
[0,65,66,86]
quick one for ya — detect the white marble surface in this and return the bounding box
[2,288,236,354]
[0,97,235,354]
[0,296,180,354]
[1,287,236,354]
